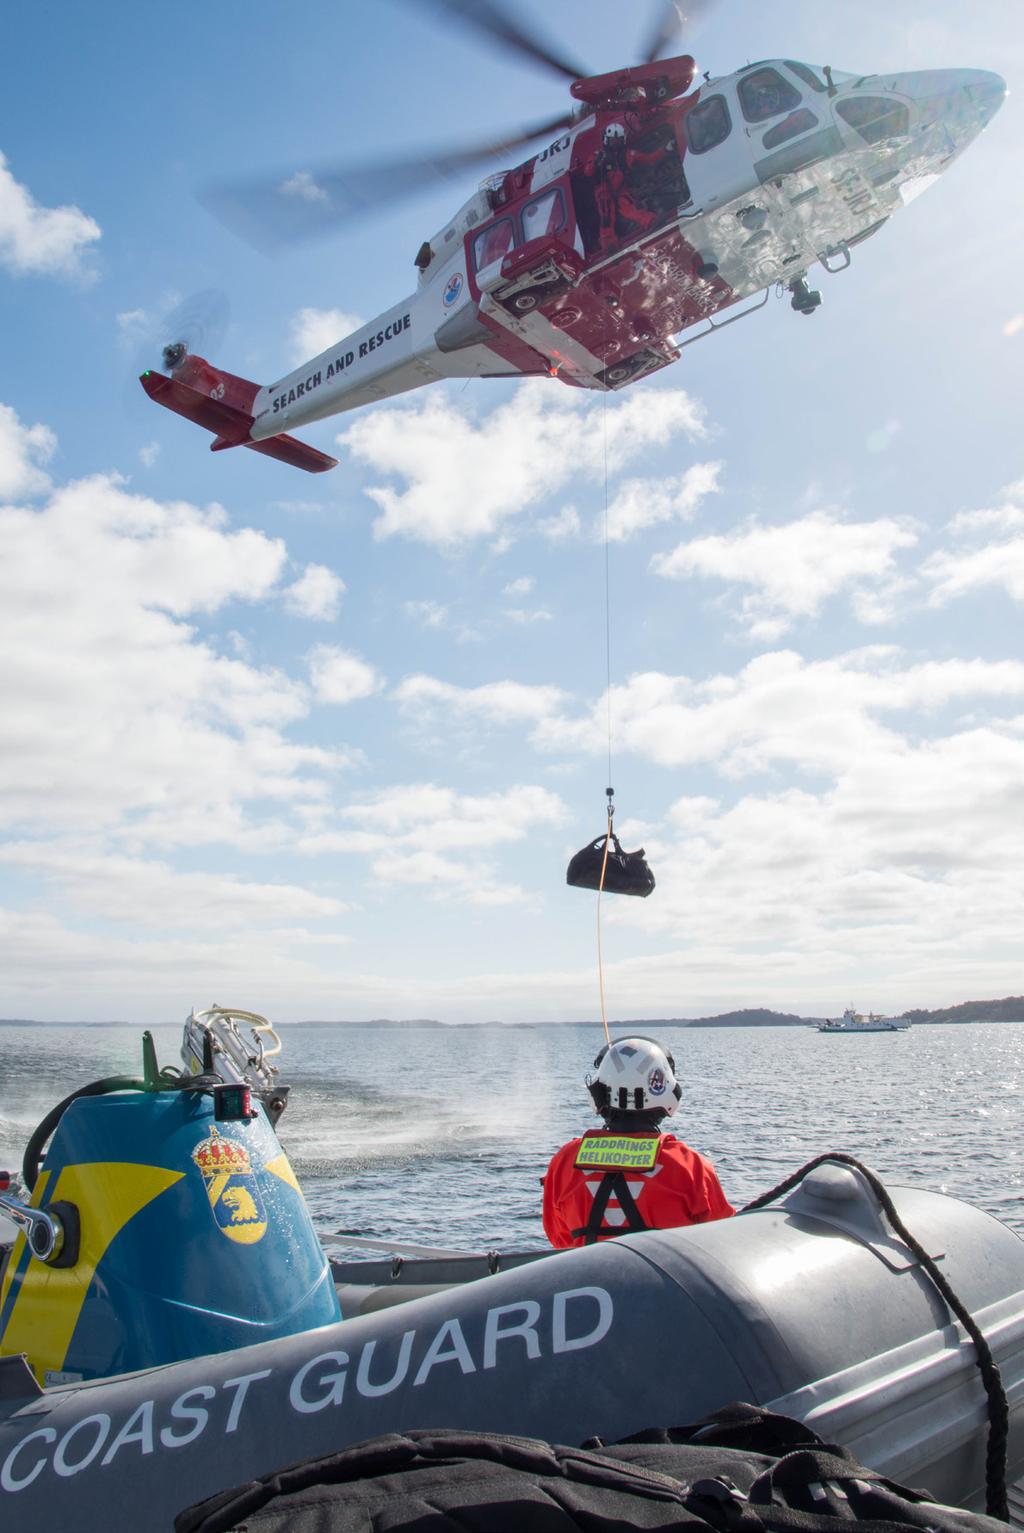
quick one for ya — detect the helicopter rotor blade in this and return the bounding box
[639,0,719,64]
[201,111,575,252]
[639,1,685,65]
[393,0,591,83]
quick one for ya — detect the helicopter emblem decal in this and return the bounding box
[443,272,464,307]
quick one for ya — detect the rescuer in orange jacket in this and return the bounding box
[542,1035,735,1248]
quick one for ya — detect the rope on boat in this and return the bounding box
[742,1151,1010,1522]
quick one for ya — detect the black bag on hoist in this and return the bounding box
[177,1405,1009,1533]
[567,830,656,897]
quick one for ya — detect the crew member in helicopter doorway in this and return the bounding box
[542,1036,734,1248]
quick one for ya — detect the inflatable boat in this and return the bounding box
[1,1011,1022,1532]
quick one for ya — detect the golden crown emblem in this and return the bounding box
[191,1127,252,1177]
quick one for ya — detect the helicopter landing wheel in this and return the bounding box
[513,292,539,312]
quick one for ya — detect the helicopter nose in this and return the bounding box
[899,67,1007,135]
[962,70,1008,127]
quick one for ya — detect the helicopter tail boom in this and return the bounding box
[140,362,338,474]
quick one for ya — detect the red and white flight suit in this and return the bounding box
[542,1129,734,1249]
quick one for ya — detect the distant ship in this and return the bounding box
[818,1007,910,1033]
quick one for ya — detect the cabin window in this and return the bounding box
[836,96,911,144]
[785,61,827,94]
[520,188,567,243]
[762,107,819,150]
[685,94,732,154]
[739,67,803,123]
[472,218,516,273]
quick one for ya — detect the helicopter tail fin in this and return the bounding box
[139,359,338,474]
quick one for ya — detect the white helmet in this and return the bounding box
[587,1036,681,1118]
[603,122,627,144]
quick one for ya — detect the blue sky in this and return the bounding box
[1,1,1022,1024]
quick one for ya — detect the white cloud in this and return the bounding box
[523,639,1024,1005]
[281,170,328,204]
[289,306,362,364]
[502,576,534,597]
[926,480,1024,603]
[619,714,1024,1004]
[505,607,552,625]
[395,674,566,725]
[300,783,567,904]
[0,468,338,841]
[605,461,722,542]
[0,843,346,930]
[405,599,451,630]
[947,506,1024,535]
[537,505,581,542]
[138,441,161,469]
[0,904,365,1019]
[340,381,707,545]
[283,562,345,620]
[652,510,917,636]
[402,599,482,644]
[534,648,1024,781]
[946,478,1024,535]
[924,537,1024,605]
[116,308,151,348]
[1004,315,1024,338]
[0,151,100,279]
[0,403,55,498]
[308,644,383,703]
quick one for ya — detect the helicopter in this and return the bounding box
[140,0,1005,474]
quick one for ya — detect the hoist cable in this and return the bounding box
[596,348,614,1048]
[603,363,613,790]
[596,804,612,1047]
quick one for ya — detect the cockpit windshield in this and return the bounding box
[739,67,803,123]
[785,61,828,93]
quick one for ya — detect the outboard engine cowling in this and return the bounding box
[0,1083,340,1385]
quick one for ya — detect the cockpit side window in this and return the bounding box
[762,107,819,150]
[472,218,516,273]
[685,94,732,154]
[739,67,803,123]
[520,189,567,244]
[836,96,911,144]
[785,61,827,94]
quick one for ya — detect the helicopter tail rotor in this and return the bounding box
[122,288,231,434]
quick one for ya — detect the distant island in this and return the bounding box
[612,999,1024,1028]
[3,998,1023,1027]
[899,997,1024,1025]
[676,1008,813,1028]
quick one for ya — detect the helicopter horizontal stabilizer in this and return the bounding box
[240,433,338,473]
[140,370,337,474]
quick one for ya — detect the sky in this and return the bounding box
[0,0,1022,1025]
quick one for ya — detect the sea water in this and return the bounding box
[0,1021,1020,1250]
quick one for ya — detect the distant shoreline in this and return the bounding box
[3,1002,1023,1030]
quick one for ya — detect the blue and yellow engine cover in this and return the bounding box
[0,1090,341,1385]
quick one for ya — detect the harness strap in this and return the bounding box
[572,1170,650,1245]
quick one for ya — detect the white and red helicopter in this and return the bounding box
[140,0,1005,474]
